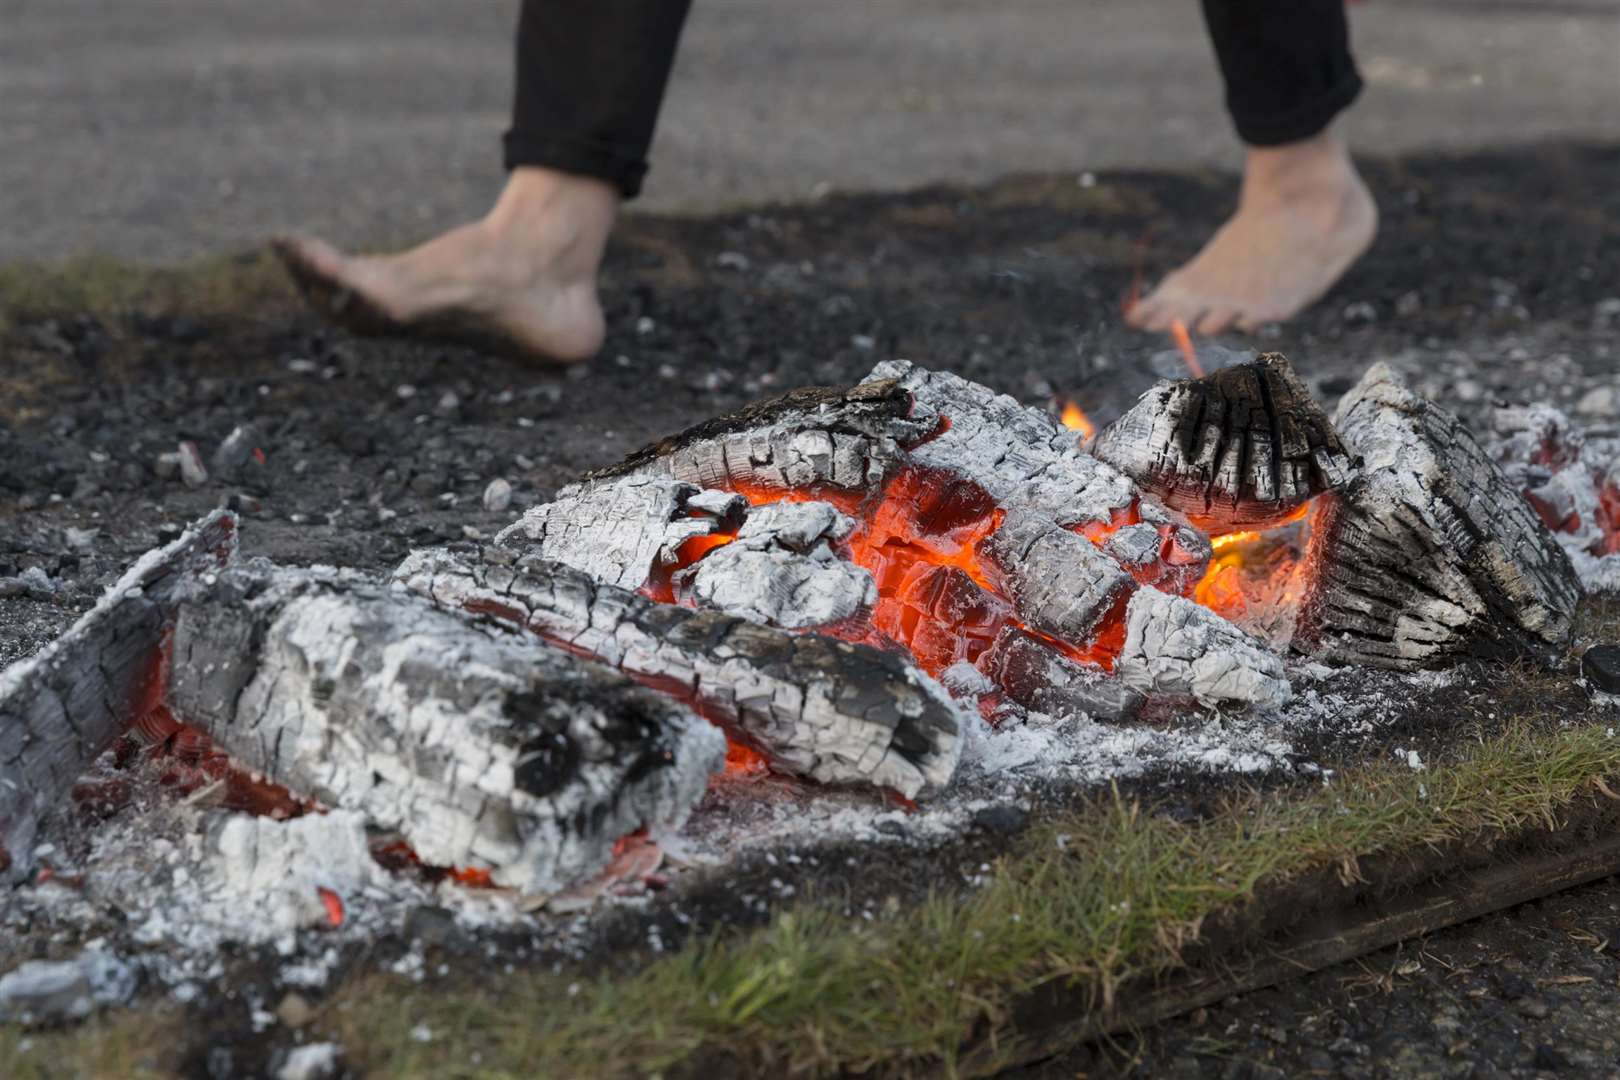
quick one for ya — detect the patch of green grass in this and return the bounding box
[0,251,293,329]
[0,1007,181,1079]
[315,714,1620,1079]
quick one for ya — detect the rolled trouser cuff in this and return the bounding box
[503,131,649,199]
[1230,69,1364,147]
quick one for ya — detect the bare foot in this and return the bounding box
[274,167,617,365]
[1127,131,1378,336]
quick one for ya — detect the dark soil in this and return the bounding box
[3,141,1620,1077]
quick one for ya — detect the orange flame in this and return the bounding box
[1059,401,1096,440]
[1169,319,1204,378]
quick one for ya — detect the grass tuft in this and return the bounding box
[0,252,293,330]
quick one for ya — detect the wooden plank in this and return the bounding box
[953,824,1620,1077]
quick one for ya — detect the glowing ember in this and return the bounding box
[1169,318,1204,378]
[724,739,771,777]
[1059,401,1096,440]
[316,886,344,927]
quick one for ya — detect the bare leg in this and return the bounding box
[1126,129,1377,336]
[274,166,616,366]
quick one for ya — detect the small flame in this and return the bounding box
[1059,401,1096,440]
[1207,505,1312,552]
[1169,319,1204,379]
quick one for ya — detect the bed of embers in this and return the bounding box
[1,347,1617,1025]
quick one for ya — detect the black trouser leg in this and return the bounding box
[503,1,693,200]
[1200,0,1363,147]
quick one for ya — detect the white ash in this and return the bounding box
[1117,588,1293,709]
[482,477,513,513]
[0,947,135,1026]
[495,475,744,590]
[674,500,877,629]
[274,1042,343,1080]
[201,812,392,940]
[1489,401,1620,595]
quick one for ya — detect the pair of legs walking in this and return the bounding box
[277,1,1378,364]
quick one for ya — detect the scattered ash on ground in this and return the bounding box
[3,142,1620,1072]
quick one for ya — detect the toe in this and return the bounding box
[1128,288,1178,333]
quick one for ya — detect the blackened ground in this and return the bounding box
[3,142,1619,1076]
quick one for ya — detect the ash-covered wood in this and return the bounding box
[395,547,964,798]
[867,360,1141,531]
[1092,352,1358,531]
[977,625,1144,721]
[1295,363,1583,670]
[164,563,725,894]
[495,475,745,590]
[587,378,933,494]
[0,511,237,884]
[982,511,1135,643]
[673,501,877,628]
[1117,588,1292,709]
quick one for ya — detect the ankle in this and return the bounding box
[1239,130,1360,210]
[486,167,618,247]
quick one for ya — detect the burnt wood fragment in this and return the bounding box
[586,379,932,494]
[494,475,745,590]
[981,511,1135,644]
[1117,587,1292,709]
[0,511,237,884]
[165,564,725,894]
[1294,363,1583,670]
[1092,352,1357,531]
[977,626,1144,721]
[395,547,964,798]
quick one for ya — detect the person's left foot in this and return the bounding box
[1127,131,1378,336]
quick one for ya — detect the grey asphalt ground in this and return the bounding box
[2,0,1617,263]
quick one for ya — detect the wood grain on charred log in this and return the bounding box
[395,547,965,798]
[0,511,237,884]
[587,379,932,494]
[1295,363,1583,670]
[1092,352,1357,531]
[165,565,725,894]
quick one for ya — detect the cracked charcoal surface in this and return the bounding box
[165,562,726,893]
[0,510,236,885]
[589,379,931,494]
[1092,352,1359,530]
[866,360,1141,530]
[1296,362,1584,670]
[494,475,744,590]
[982,510,1136,643]
[394,546,964,799]
[675,500,877,628]
[1117,587,1293,709]
[977,625,1144,722]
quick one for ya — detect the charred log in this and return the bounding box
[586,379,932,494]
[1294,363,1583,670]
[977,625,1144,722]
[0,511,237,884]
[164,564,725,894]
[394,547,964,798]
[1092,352,1357,531]
[981,511,1135,643]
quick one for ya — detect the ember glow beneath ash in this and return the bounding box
[0,354,1598,976]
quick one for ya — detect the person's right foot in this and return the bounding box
[273,167,618,366]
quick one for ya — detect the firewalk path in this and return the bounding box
[1,0,1617,263]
